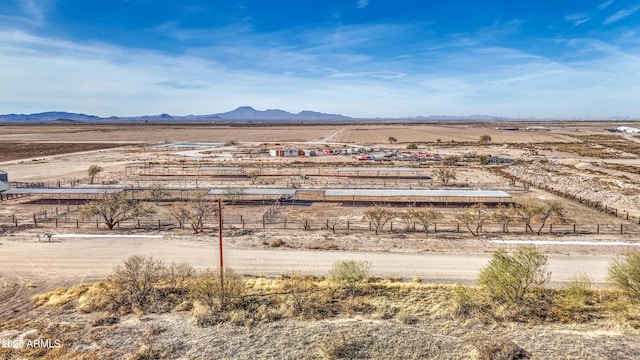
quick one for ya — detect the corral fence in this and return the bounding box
[3,211,640,237]
[491,167,639,223]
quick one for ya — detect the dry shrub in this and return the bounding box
[32,285,90,308]
[469,333,530,360]
[395,310,418,325]
[190,301,224,326]
[189,267,246,312]
[554,272,593,323]
[318,329,373,360]
[91,311,119,326]
[280,275,334,319]
[126,325,167,360]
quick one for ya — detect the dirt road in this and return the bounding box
[0,235,614,285]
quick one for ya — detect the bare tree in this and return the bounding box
[169,202,190,229]
[148,183,169,205]
[493,204,515,233]
[399,206,417,232]
[363,205,393,235]
[513,200,542,234]
[223,187,245,205]
[245,170,260,185]
[535,201,565,235]
[88,165,103,185]
[187,191,216,234]
[79,192,155,230]
[455,204,489,237]
[432,166,456,186]
[412,207,443,237]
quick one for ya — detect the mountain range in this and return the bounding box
[0,106,352,123]
[1,107,635,123]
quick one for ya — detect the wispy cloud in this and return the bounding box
[598,0,615,10]
[0,0,48,27]
[358,0,369,9]
[604,4,640,25]
[565,12,591,28]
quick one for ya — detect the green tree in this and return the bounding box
[388,136,398,144]
[79,192,155,230]
[478,246,549,304]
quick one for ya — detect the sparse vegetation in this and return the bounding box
[479,134,492,143]
[388,136,397,144]
[406,142,418,149]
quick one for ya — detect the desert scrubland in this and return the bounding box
[3,121,640,359]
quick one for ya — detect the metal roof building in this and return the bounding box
[320,189,511,205]
[0,188,123,201]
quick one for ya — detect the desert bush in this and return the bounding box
[478,246,549,305]
[329,260,372,295]
[468,333,530,360]
[190,267,246,312]
[609,252,640,302]
[406,142,418,149]
[395,310,418,324]
[108,255,168,312]
[281,275,321,318]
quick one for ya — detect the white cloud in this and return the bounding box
[2,25,640,119]
[598,0,615,10]
[603,4,640,25]
[358,0,369,9]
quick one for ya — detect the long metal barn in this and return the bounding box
[206,188,512,206]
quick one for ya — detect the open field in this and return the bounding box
[3,121,640,358]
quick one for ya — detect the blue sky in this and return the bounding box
[1,0,640,118]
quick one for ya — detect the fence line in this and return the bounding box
[3,213,639,237]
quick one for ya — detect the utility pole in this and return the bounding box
[218,199,224,287]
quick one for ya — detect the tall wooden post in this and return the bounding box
[218,199,224,288]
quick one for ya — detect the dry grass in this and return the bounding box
[2,274,639,359]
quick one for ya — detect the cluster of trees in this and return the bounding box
[362,200,567,237]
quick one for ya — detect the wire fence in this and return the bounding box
[3,211,640,237]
